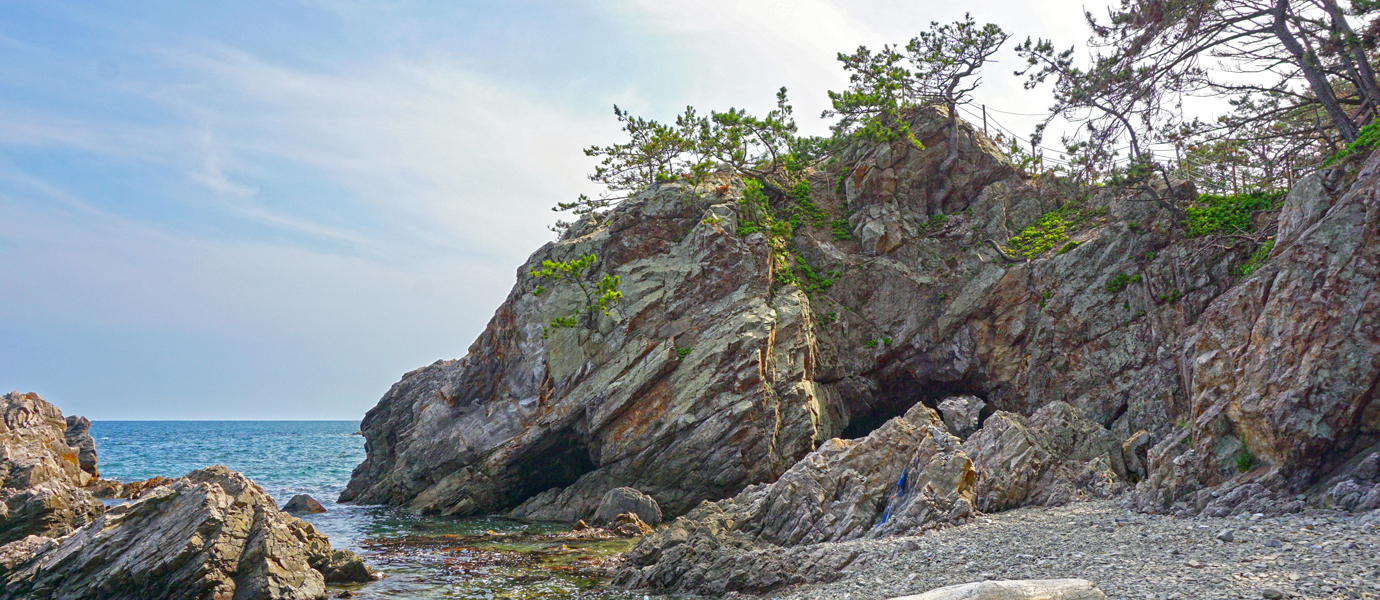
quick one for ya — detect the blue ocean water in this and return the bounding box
[90,421,636,599]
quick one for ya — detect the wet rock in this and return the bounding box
[0,466,372,599]
[889,579,1106,600]
[62,416,97,478]
[607,512,654,537]
[591,487,660,527]
[284,494,327,515]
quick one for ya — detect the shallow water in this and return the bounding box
[91,421,640,599]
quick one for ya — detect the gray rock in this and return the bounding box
[62,416,97,478]
[591,487,660,526]
[938,395,985,438]
[283,494,327,515]
[1121,430,1150,480]
[1216,529,1234,542]
[1261,587,1286,600]
[0,466,372,599]
[888,579,1106,600]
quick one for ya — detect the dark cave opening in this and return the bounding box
[839,371,991,440]
[507,430,597,503]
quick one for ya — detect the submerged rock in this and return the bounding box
[0,466,372,600]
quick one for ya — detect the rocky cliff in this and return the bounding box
[342,107,1378,543]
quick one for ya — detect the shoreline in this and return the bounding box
[712,499,1380,600]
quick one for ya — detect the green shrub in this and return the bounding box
[1105,272,1142,294]
[1057,241,1080,255]
[1234,450,1255,473]
[1184,191,1281,237]
[831,219,852,241]
[923,213,949,233]
[818,311,838,326]
[676,347,692,360]
[1007,212,1068,259]
[1324,119,1380,166]
[1158,289,1184,304]
[1235,239,1275,277]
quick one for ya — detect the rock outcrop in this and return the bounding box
[0,392,103,544]
[62,416,97,478]
[341,103,1379,561]
[0,466,372,600]
[613,400,1124,593]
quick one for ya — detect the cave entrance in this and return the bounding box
[839,371,990,440]
[507,429,597,503]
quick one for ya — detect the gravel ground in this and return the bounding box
[739,500,1380,600]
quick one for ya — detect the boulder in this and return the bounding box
[0,481,103,544]
[283,494,327,515]
[1121,431,1151,480]
[889,579,1106,600]
[0,466,372,599]
[591,487,660,527]
[62,416,97,478]
[938,395,985,438]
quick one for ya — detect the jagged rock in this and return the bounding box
[607,512,654,537]
[1131,150,1380,513]
[615,404,980,593]
[591,487,660,527]
[0,481,104,544]
[1122,431,1151,480]
[938,395,985,438]
[0,466,372,599]
[62,416,97,478]
[889,579,1106,600]
[284,494,327,515]
[0,393,103,545]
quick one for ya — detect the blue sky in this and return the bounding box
[0,1,1094,420]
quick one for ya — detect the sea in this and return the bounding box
[90,421,639,599]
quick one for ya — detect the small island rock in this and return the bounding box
[284,494,327,515]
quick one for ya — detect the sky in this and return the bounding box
[0,0,1102,420]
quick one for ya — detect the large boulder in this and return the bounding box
[590,487,660,527]
[0,466,372,600]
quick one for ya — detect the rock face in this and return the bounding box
[0,466,372,600]
[0,392,103,544]
[62,416,97,478]
[1128,154,1380,515]
[342,103,1380,553]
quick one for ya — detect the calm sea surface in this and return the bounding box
[91,421,637,599]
